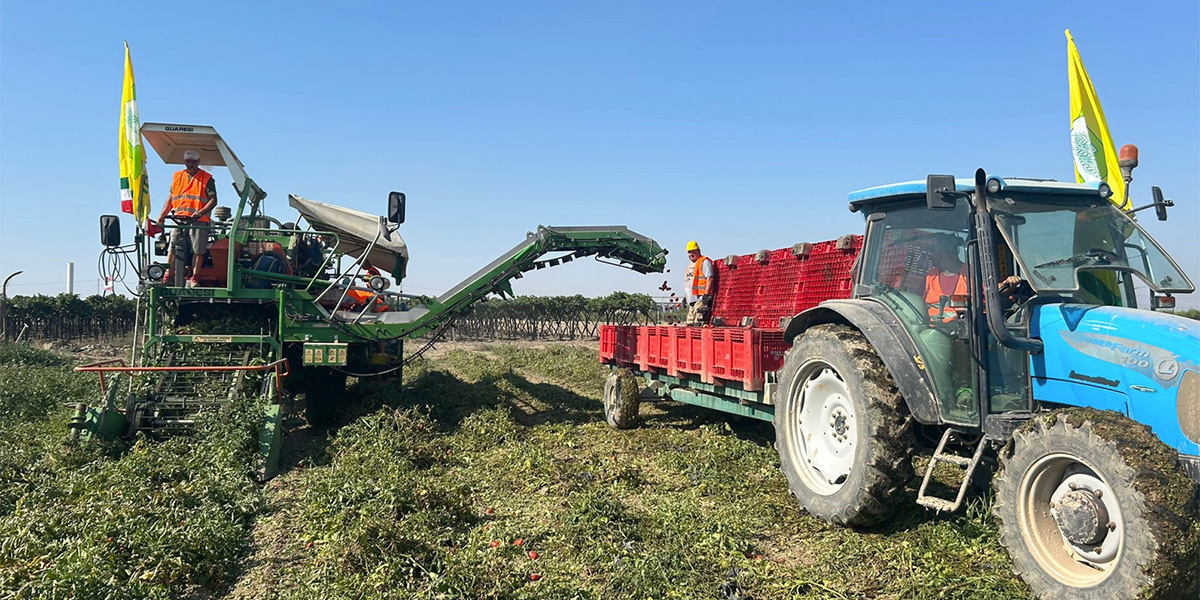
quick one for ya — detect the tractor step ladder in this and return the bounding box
[916,428,986,513]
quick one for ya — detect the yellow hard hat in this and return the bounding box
[686,240,699,252]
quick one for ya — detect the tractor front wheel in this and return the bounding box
[993,408,1199,600]
[774,324,914,527]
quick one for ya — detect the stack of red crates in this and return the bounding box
[709,235,862,329]
[709,254,765,327]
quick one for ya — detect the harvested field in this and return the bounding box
[0,341,1031,599]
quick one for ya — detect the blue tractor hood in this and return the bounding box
[1031,303,1200,457]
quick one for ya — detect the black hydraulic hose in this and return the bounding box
[972,169,1043,354]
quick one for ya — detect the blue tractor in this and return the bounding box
[773,169,1198,599]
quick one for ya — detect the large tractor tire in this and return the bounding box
[774,324,914,527]
[602,368,641,430]
[303,368,347,427]
[993,408,1199,600]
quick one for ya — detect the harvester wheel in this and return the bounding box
[603,368,641,429]
[303,369,347,426]
[774,324,913,527]
[993,408,1199,600]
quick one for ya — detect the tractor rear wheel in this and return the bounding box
[993,408,1199,600]
[303,368,347,426]
[774,324,914,527]
[603,368,641,429]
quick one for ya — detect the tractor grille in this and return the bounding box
[1179,370,1200,444]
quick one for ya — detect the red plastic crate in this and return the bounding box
[753,248,808,329]
[636,326,675,373]
[599,325,636,366]
[708,328,788,390]
[673,326,705,372]
[711,255,764,326]
[599,325,617,363]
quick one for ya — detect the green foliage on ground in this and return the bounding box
[267,344,1027,599]
[0,342,1032,599]
[0,343,92,426]
[0,344,267,599]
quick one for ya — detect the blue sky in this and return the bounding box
[1,1,1197,307]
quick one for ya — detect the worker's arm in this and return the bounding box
[999,275,1023,291]
[195,178,218,219]
[157,199,173,222]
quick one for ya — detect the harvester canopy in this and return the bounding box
[289,194,409,279]
[141,122,250,193]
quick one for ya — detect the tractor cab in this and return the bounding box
[846,172,1194,430]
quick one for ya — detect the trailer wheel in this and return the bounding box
[993,409,1199,600]
[774,324,913,527]
[303,368,347,426]
[603,368,641,429]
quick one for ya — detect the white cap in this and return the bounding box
[183,150,200,161]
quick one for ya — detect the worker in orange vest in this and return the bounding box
[923,233,1023,408]
[683,240,714,325]
[925,234,1022,324]
[157,149,218,287]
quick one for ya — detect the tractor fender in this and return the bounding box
[783,299,941,425]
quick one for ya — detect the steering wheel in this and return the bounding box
[163,212,193,224]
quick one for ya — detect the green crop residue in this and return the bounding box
[0,342,1044,599]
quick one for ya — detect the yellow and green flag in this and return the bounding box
[1066,29,1128,210]
[119,41,150,227]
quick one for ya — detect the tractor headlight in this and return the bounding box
[986,177,1003,194]
[1179,370,1200,444]
[146,263,166,283]
[1098,183,1113,199]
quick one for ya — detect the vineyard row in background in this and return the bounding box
[0,291,680,343]
[7,291,1195,344]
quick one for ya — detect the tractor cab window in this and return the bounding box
[989,194,1194,305]
[859,201,979,424]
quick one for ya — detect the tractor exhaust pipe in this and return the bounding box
[972,168,1043,354]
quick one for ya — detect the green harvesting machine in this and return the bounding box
[72,123,667,478]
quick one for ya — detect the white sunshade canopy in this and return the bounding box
[141,122,248,192]
[289,194,409,279]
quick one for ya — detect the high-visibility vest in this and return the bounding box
[346,289,389,312]
[688,256,711,297]
[168,169,214,222]
[925,268,968,322]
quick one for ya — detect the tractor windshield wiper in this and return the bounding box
[1034,248,1119,269]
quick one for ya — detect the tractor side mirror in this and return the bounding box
[926,175,958,210]
[387,191,406,224]
[1151,186,1171,221]
[100,215,121,247]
